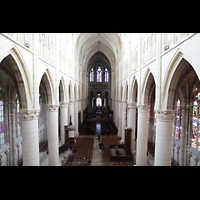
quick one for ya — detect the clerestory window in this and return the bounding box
[97,66,102,82]
[105,68,109,82]
[90,68,94,82]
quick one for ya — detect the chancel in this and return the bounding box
[0,33,200,166]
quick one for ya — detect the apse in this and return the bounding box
[86,51,111,113]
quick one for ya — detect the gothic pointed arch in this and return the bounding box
[142,69,156,105]
[68,80,74,102]
[162,48,200,110]
[130,77,138,104]
[59,78,65,103]
[39,70,54,105]
[0,46,31,109]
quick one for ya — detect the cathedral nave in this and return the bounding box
[0,33,200,166]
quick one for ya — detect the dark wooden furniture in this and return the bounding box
[125,127,132,155]
[109,144,133,162]
[108,127,133,162]
[59,125,74,154]
[61,137,94,166]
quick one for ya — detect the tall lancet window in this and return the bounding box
[105,68,109,82]
[16,94,21,137]
[191,91,200,150]
[90,68,94,82]
[175,95,182,140]
[97,66,102,82]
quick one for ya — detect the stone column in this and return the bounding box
[46,104,59,166]
[7,101,13,165]
[121,101,127,143]
[118,101,122,137]
[69,101,75,137]
[154,110,174,166]
[127,102,137,155]
[136,105,149,166]
[11,101,17,166]
[20,109,40,166]
[60,102,69,145]
[115,100,118,127]
[180,106,186,166]
[81,99,84,123]
[74,101,79,137]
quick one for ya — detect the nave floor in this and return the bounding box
[39,136,154,166]
[91,136,103,166]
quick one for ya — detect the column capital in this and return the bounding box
[137,104,150,112]
[46,104,59,111]
[20,109,40,120]
[69,100,75,104]
[127,102,137,109]
[59,101,69,108]
[156,109,175,121]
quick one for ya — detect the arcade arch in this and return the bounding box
[0,51,32,165]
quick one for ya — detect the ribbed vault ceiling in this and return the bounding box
[75,33,122,70]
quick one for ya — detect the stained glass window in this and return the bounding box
[90,68,94,82]
[0,99,4,145]
[97,66,102,82]
[175,96,182,139]
[191,92,200,150]
[16,97,20,137]
[105,68,109,82]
